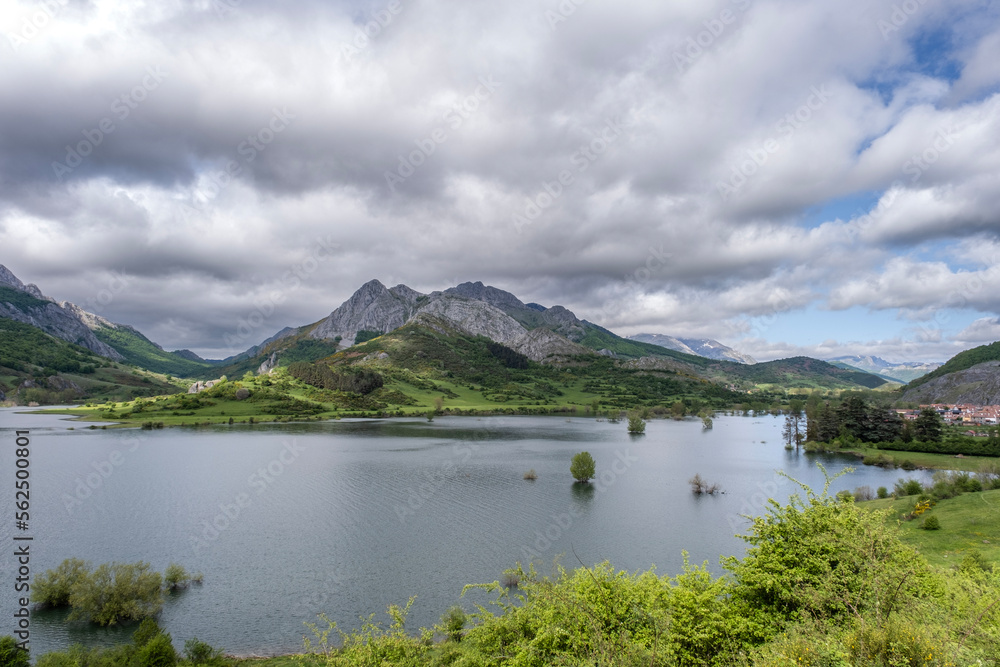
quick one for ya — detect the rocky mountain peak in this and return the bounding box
[309,279,424,345]
[355,278,389,300]
[444,281,528,311]
[0,265,25,290]
[389,284,423,302]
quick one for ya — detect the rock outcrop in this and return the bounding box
[259,352,279,374]
[187,380,220,393]
[511,328,590,362]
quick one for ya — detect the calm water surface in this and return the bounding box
[0,409,935,656]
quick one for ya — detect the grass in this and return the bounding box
[843,445,994,472]
[42,370,608,426]
[862,489,1000,568]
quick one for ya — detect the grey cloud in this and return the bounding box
[2,0,1000,361]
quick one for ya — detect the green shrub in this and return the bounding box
[724,466,928,644]
[960,550,992,575]
[894,478,924,497]
[68,561,163,625]
[845,614,948,666]
[626,409,646,434]
[862,453,894,468]
[0,636,29,667]
[665,555,729,664]
[135,633,176,667]
[164,563,189,590]
[34,652,74,667]
[922,515,941,530]
[133,619,163,648]
[441,606,466,642]
[182,638,221,664]
[32,558,90,607]
[570,451,596,483]
[877,486,889,499]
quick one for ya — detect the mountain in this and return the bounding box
[827,355,940,384]
[219,279,886,394]
[901,360,1000,405]
[625,355,888,391]
[905,341,1000,390]
[896,340,1000,405]
[0,317,179,404]
[827,361,901,384]
[0,264,211,377]
[0,266,123,360]
[305,280,592,363]
[173,349,209,363]
[304,279,748,366]
[627,333,756,364]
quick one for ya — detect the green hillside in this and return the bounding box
[0,318,180,403]
[0,284,50,310]
[57,319,756,425]
[212,333,341,379]
[907,340,1000,389]
[92,324,214,377]
[717,356,888,390]
[828,360,902,384]
[577,322,712,364]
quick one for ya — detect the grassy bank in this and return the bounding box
[862,488,1000,568]
[840,445,993,472]
[36,368,689,426]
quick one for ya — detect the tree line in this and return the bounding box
[287,362,384,395]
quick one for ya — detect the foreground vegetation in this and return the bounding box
[9,469,1000,667]
[277,471,999,666]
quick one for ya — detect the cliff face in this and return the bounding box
[901,361,1000,405]
[0,265,124,360]
[511,328,591,362]
[416,295,528,346]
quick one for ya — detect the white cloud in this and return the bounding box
[1,0,1000,360]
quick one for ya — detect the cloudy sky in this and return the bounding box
[1,0,999,362]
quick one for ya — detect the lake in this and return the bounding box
[0,409,936,657]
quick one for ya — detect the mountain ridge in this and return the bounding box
[627,332,756,364]
[827,355,940,384]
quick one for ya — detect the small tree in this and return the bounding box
[133,618,164,648]
[69,561,163,626]
[914,408,943,443]
[570,451,596,483]
[183,638,222,664]
[32,558,90,607]
[135,632,176,667]
[441,606,466,642]
[626,410,646,434]
[164,563,190,590]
